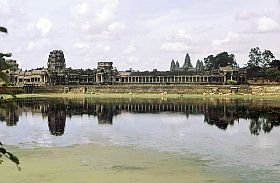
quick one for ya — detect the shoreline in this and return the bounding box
[1,92,280,100]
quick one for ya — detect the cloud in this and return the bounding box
[160,42,189,52]
[74,2,89,16]
[96,0,119,21]
[36,17,53,36]
[213,32,238,48]
[0,0,25,17]
[123,45,136,55]
[108,22,126,33]
[70,0,124,40]
[96,44,111,51]
[235,10,258,20]
[256,16,280,33]
[72,1,118,21]
[27,38,51,51]
[160,29,191,52]
[73,42,90,50]
[167,29,191,42]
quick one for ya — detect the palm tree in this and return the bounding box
[0,26,7,33]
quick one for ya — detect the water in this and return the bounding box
[1,97,280,182]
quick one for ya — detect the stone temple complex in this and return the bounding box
[5,50,247,86]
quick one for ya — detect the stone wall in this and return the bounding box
[250,86,280,95]
[8,84,280,95]
[32,84,254,95]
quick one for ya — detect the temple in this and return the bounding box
[5,50,247,86]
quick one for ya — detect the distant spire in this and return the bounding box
[195,59,204,71]
[170,59,175,71]
[175,60,180,69]
[182,53,193,70]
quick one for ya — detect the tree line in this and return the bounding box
[246,47,280,79]
[201,48,280,80]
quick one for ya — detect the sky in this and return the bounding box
[0,0,280,71]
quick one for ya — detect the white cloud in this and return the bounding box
[71,1,119,23]
[73,42,90,50]
[27,38,50,51]
[0,0,12,16]
[27,41,35,50]
[74,3,89,16]
[167,29,191,41]
[123,45,136,55]
[96,0,119,21]
[213,32,238,48]
[235,10,258,20]
[256,16,280,33]
[121,55,139,65]
[70,0,124,41]
[159,29,191,52]
[0,0,25,17]
[96,44,111,51]
[36,17,52,36]
[108,22,126,33]
[160,42,189,52]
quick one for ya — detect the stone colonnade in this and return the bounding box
[120,75,216,84]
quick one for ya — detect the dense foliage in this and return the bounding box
[246,47,280,79]
[0,26,12,84]
[204,52,237,70]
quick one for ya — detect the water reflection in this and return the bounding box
[0,101,19,126]
[0,98,279,136]
[47,103,66,136]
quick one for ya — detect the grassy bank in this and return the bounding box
[0,144,239,183]
[1,92,280,100]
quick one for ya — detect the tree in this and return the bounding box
[0,53,13,84]
[0,26,13,84]
[269,59,280,70]
[0,26,7,33]
[262,50,275,69]
[246,47,279,78]
[204,52,237,70]
[247,47,262,69]
[0,26,20,170]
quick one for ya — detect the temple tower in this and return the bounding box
[47,50,66,85]
[175,60,180,69]
[195,59,204,71]
[47,50,66,73]
[182,53,193,70]
[170,59,175,71]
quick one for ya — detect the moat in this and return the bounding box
[1,97,280,182]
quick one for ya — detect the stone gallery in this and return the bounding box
[6,50,247,86]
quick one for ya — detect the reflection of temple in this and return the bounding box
[4,98,280,136]
[47,104,66,136]
[204,105,238,130]
[0,104,19,126]
[5,108,19,126]
[96,104,114,125]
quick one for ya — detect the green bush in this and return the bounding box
[227,80,238,85]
